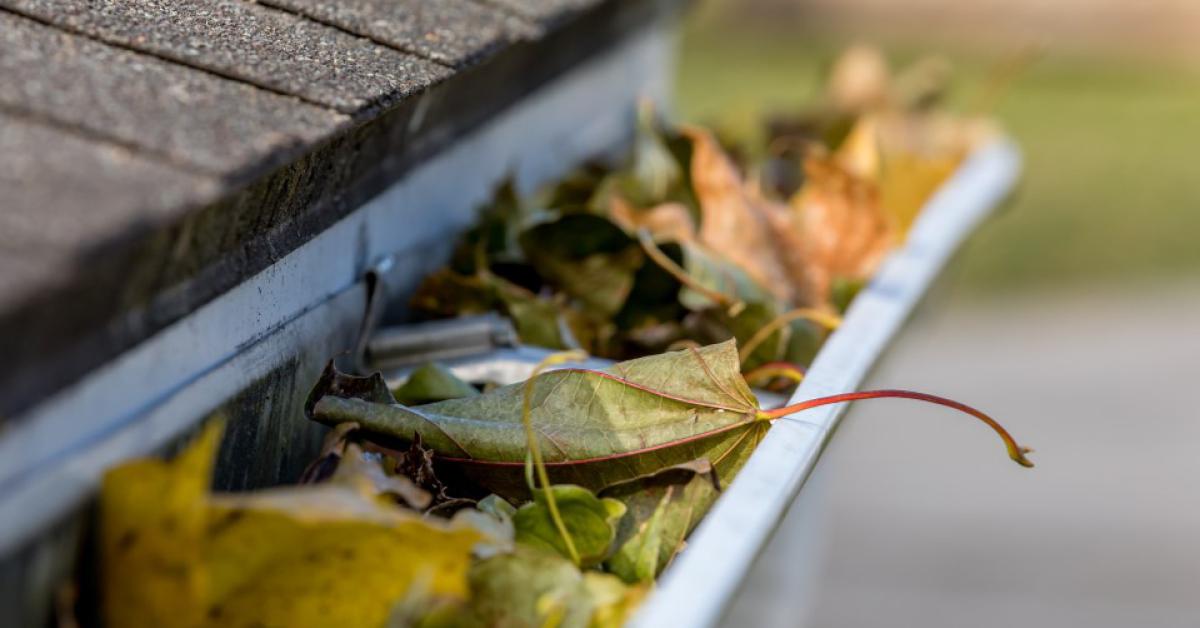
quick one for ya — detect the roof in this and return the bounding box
[0,0,682,417]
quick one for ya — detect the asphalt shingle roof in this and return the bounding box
[0,0,678,416]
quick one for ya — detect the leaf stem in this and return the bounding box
[738,307,843,364]
[522,350,589,565]
[636,229,744,314]
[743,362,806,387]
[757,389,1034,468]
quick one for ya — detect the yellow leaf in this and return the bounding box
[101,421,497,628]
[100,422,219,628]
[879,152,958,233]
[834,115,881,181]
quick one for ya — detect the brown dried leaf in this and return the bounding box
[298,421,360,484]
[331,443,433,511]
[789,155,895,304]
[392,434,475,514]
[686,126,798,305]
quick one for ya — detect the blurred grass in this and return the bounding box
[674,22,1200,292]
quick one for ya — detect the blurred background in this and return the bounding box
[673,1,1200,626]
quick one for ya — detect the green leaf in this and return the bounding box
[501,292,581,350]
[830,276,866,314]
[310,340,768,498]
[449,178,527,274]
[477,494,517,523]
[467,547,645,628]
[725,301,785,371]
[392,363,479,406]
[783,317,824,368]
[409,268,582,350]
[512,484,626,568]
[677,243,775,311]
[601,460,721,583]
[630,102,684,204]
[519,213,643,318]
[409,268,503,319]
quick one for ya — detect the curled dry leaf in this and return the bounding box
[686,126,799,305]
[298,420,360,484]
[393,433,464,512]
[310,340,1034,499]
[306,428,474,515]
[310,340,770,498]
[330,443,433,511]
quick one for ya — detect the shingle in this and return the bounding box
[484,0,603,24]
[0,13,347,176]
[0,113,218,312]
[260,0,536,67]
[0,0,453,113]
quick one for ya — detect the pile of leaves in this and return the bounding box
[411,44,995,386]
[97,48,1024,628]
[101,343,1032,627]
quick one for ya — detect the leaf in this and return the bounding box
[609,197,696,245]
[723,301,786,371]
[392,363,479,406]
[310,340,768,498]
[101,422,498,628]
[477,494,517,523]
[879,151,957,232]
[200,493,484,628]
[298,420,360,484]
[788,155,895,304]
[830,276,866,314]
[466,547,646,628]
[826,44,891,114]
[329,443,432,511]
[410,268,582,350]
[630,100,684,203]
[393,433,472,514]
[601,460,721,583]
[631,229,764,314]
[512,485,626,568]
[502,293,581,350]
[101,423,217,628]
[518,213,643,318]
[590,102,690,215]
[409,268,502,319]
[448,178,527,274]
[305,426,474,515]
[676,242,776,311]
[687,126,800,305]
[676,301,808,373]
